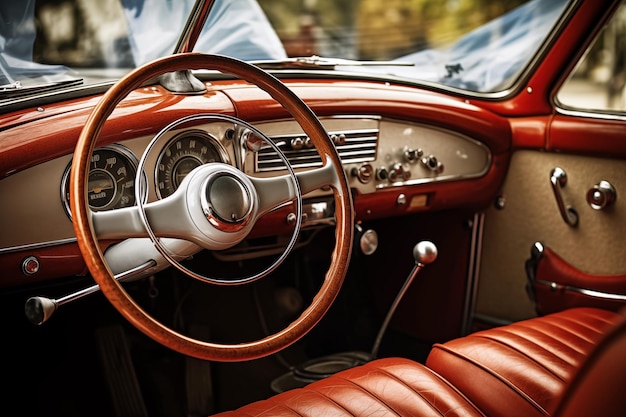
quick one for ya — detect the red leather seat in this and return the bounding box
[426,307,617,417]
[211,307,623,417]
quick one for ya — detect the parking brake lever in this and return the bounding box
[369,240,438,360]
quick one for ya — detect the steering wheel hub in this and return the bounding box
[202,173,252,231]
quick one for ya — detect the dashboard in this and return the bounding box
[0,80,510,288]
[1,115,490,247]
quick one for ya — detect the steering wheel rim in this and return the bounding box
[70,53,354,361]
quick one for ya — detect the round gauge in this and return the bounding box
[61,144,139,217]
[155,130,227,198]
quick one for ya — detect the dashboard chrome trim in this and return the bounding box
[0,237,78,255]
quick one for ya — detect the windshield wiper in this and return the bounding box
[253,55,414,70]
[0,78,84,99]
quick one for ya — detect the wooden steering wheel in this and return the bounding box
[70,53,354,361]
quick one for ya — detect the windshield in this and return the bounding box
[0,0,570,95]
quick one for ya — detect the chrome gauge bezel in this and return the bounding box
[61,144,144,219]
[154,129,229,199]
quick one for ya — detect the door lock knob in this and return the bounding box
[587,180,616,210]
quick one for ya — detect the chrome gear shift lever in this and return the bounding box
[270,241,438,393]
[369,240,438,360]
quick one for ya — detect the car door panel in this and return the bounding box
[475,149,626,323]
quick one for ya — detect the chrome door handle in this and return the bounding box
[550,167,578,227]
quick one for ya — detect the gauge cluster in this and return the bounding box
[155,130,229,199]
[61,126,232,218]
[61,144,140,217]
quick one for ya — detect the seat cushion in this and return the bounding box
[425,307,619,417]
[212,357,484,416]
[211,307,621,417]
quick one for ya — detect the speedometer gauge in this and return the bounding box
[155,130,227,198]
[61,144,139,218]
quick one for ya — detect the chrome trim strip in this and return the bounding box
[462,212,485,336]
[0,238,78,254]
[376,170,489,189]
[535,279,626,301]
[556,106,626,122]
[267,128,380,141]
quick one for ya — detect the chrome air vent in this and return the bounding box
[256,128,379,172]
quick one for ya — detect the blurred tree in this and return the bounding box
[259,0,529,59]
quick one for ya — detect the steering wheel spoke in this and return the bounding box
[92,195,221,249]
[251,161,341,216]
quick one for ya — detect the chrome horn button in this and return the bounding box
[201,173,253,232]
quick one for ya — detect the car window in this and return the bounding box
[557,0,626,115]
[256,0,571,93]
[0,0,571,97]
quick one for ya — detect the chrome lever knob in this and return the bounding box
[413,241,438,265]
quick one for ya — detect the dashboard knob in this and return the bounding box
[351,163,374,183]
[421,155,437,170]
[388,163,411,182]
[421,154,444,173]
[404,147,423,163]
[290,137,304,150]
[331,133,346,146]
[357,226,378,256]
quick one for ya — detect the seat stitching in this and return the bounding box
[418,364,488,417]
[552,314,616,336]
[255,403,302,417]
[473,333,571,382]
[475,321,589,366]
[329,373,403,417]
[512,322,593,354]
[360,360,485,417]
[482,313,611,366]
[294,387,355,416]
[365,365,446,417]
[432,344,550,416]
[231,397,304,417]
